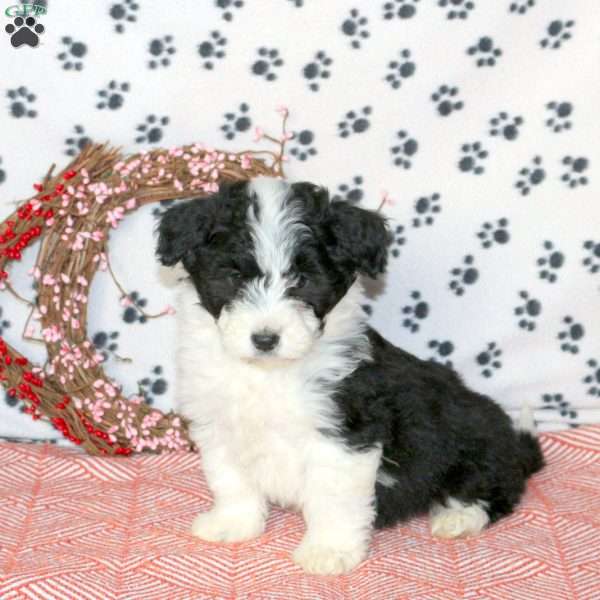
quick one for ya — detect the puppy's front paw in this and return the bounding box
[293,540,367,575]
[191,509,265,543]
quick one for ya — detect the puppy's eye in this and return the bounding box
[224,269,242,283]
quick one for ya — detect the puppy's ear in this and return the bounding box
[156,199,213,267]
[326,201,390,278]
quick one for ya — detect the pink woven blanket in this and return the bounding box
[1,427,599,599]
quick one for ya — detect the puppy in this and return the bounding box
[156,177,544,575]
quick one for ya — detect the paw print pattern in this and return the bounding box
[385,49,416,90]
[477,218,510,248]
[332,176,364,204]
[540,20,574,50]
[438,0,475,20]
[390,224,406,258]
[560,156,589,188]
[402,291,429,333]
[509,1,535,15]
[92,331,120,362]
[57,37,87,70]
[0,307,11,336]
[109,0,139,34]
[64,125,92,156]
[545,101,573,132]
[537,241,565,283]
[198,31,227,70]
[138,366,168,405]
[428,340,455,368]
[135,115,170,144]
[338,106,372,138]
[458,142,488,175]
[383,0,420,20]
[558,316,584,354]
[412,193,441,227]
[221,103,251,140]
[541,393,577,420]
[391,130,418,169]
[341,8,369,49]
[122,291,148,324]
[476,342,502,378]
[4,16,44,48]
[515,156,546,196]
[251,47,284,81]
[289,130,317,161]
[515,291,542,331]
[0,157,5,185]
[216,0,244,22]
[489,112,524,141]
[582,241,600,274]
[431,85,464,116]
[148,35,176,69]
[7,87,37,119]
[583,360,600,397]
[467,37,502,67]
[96,81,130,110]
[449,255,479,296]
[303,51,332,92]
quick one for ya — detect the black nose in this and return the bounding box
[251,331,280,352]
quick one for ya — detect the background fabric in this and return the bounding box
[1,426,600,598]
[0,0,599,442]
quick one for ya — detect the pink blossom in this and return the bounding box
[253,127,264,142]
[276,105,289,117]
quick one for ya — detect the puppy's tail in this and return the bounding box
[517,400,544,477]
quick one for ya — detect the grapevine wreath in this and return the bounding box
[0,112,292,456]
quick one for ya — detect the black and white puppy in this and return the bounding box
[156,177,544,575]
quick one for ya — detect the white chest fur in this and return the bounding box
[175,278,372,508]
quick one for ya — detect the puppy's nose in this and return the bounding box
[251,331,280,352]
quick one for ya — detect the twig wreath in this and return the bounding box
[0,110,291,456]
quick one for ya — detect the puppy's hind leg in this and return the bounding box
[430,497,490,539]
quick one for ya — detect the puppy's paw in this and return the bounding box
[191,509,265,543]
[430,499,489,539]
[293,540,366,575]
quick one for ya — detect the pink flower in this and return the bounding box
[161,305,176,316]
[106,207,125,228]
[253,127,264,142]
[276,105,289,117]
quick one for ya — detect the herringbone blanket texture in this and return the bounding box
[1,427,599,599]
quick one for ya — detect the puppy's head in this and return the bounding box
[157,177,389,363]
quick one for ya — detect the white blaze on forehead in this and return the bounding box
[247,177,308,278]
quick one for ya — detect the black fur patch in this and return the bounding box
[333,328,544,529]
